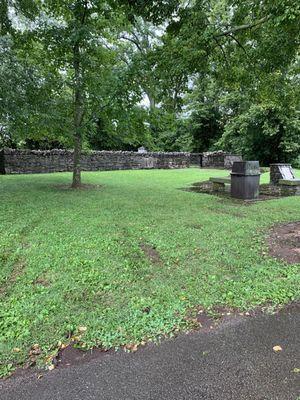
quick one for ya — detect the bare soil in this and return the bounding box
[54,346,112,369]
[140,243,162,265]
[268,222,300,264]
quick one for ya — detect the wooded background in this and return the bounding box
[1,0,299,185]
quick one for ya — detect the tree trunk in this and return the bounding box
[72,40,84,188]
[146,90,156,113]
[72,127,82,188]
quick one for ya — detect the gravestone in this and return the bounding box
[270,164,295,185]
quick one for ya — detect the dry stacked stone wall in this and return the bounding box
[2,149,190,174]
[201,151,242,169]
[1,149,242,174]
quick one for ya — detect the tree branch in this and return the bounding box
[213,37,229,66]
[215,16,271,38]
[81,0,88,25]
[119,35,143,53]
[228,33,249,58]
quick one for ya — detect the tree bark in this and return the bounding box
[148,94,156,112]
[72,36,84,188]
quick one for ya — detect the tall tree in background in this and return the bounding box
[2,0,299,170]
[32,0,179,187]
[159,0,300,162]
[35,1,128,187]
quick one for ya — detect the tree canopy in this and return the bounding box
[1,0,299,184]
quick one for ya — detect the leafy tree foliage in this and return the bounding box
[164,0,300,164]
[1,0,299,175]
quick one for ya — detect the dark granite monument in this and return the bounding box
[231,161,261,200]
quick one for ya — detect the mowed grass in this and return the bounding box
[0,168,300,375]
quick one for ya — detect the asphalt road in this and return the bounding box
[1,305,299,400]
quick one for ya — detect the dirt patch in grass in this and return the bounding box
[0,259,26,297]
[268,222,300,264]
[140,243,162,265]
[55,346,112,369]
[10,259,26,282]
[195,311,217,331]
[185,306,247,333]
[34,275,50,287]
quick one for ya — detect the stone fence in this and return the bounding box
[201,151,242,168]
[1,149,190,174]
[0,149,242,174]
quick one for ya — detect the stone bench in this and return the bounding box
[209,177,231,191]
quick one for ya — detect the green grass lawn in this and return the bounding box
[0,168,300,375]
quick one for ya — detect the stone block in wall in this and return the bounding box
[224,155,243,169]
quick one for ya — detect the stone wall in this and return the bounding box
[1,149,242,174]
[2,149,190,174]
[202,151,242,169]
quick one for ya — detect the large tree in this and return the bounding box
[158,0,300,162]
[32,1,128,187]
[27,0,181,187]
[2,0,299,170]
[3,1,165,186]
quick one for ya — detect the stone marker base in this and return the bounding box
[188,181,300,200]
[260,184,300,196]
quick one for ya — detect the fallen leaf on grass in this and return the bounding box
[273,345,283,352]
[78,326,87,333]
[12,348,21,353]
[45,354,55,364]
[30,344,41,356]
[125,344,138,352]
[71,336,81,342]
